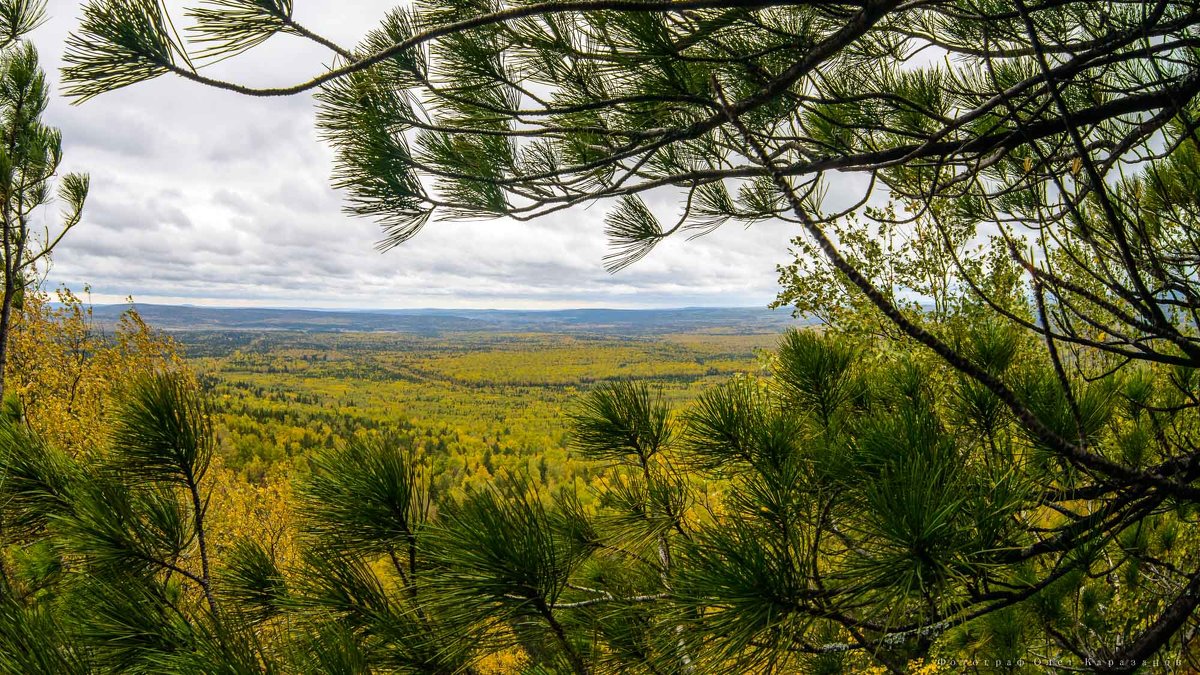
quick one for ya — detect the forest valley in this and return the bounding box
[4,0,1200,673]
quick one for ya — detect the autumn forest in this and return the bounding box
[5,0,1200,673]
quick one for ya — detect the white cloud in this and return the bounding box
[38,0,806,309]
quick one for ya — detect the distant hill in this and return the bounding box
[89,303,806,335]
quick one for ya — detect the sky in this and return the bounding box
[33,0,804,310]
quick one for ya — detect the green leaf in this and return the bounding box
[63,0,181,103]
[56,478,192,576]
[110,371,213,487]
[773,329,861,427]
[0,421,79,540]
[222,538,287,624]
[427,477,588,629]
[0,0,45,48]
[186,0,293,61]
[568,380,673,465]
[299,433,430,556]
[317,69,432,248]
[603,195,663,273]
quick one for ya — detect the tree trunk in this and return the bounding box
[0,280,15,403]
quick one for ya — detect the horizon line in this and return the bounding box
[72,301,785,313]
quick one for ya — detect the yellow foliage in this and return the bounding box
[205,457,298,569]
[475,646,530,674]
[10,288,304,584]
[7,287,180,454]
[186,329,773,500]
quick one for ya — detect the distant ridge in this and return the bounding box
[89,303,804,335]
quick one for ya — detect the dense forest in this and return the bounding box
[3,0,1200,673]
[186,330,774,486]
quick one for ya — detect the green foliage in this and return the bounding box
[299,433,429,556]
[2,315,1199,672]
[429,479,583,616]
[316,62,431,249]
[42,0,1200,670]
[0,1,44,50]
[774,329,862,428]
[186,0,293,60]
[58,477,193,576]
[0,22,89,411]
[112,372,213,487]
[568,380,672,464]
[62,0,181,102]
[603,196,664,273]
[221,538,286,624]
[0,422,76,538]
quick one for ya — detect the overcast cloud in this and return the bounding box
[35,1,807,309]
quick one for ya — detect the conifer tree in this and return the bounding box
[0,0,87,400]
[53,0,1200,671]
[3,319,1196,672]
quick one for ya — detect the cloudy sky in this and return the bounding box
[34,1,802,309]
